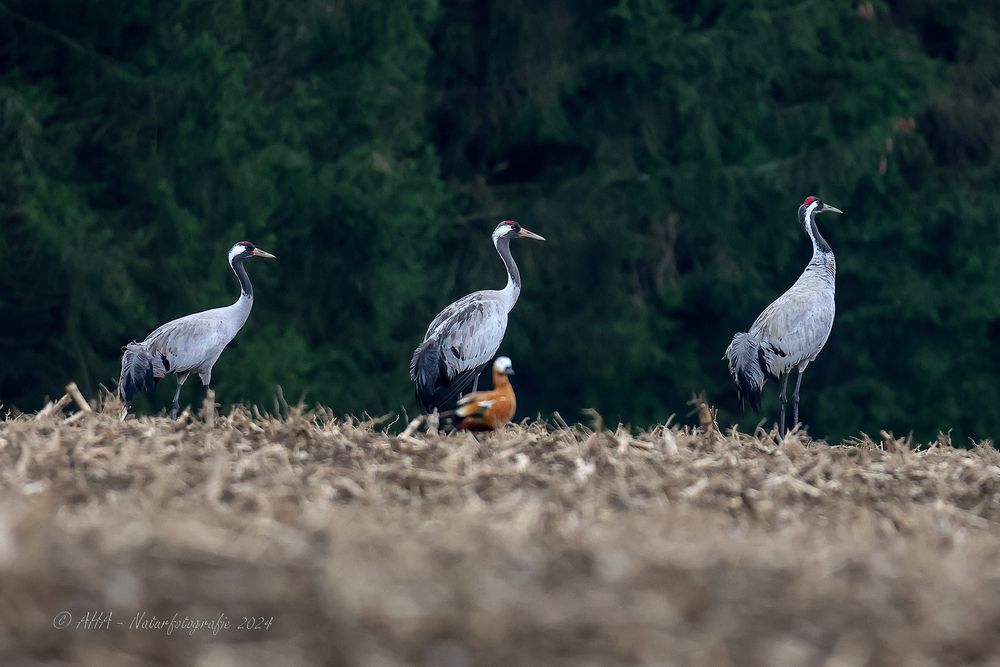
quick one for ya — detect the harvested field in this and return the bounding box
[1,402,999,666]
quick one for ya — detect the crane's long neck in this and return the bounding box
[804,212,836,280]
[496,237,521,310]
[231,258,255,308]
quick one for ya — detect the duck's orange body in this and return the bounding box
[443,357,517,431]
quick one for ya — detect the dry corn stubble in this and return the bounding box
[0,402,999,666]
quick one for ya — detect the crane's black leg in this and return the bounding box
[778,373,790,437]
[792,367,806,431]
[199,370,213,405]
[170,373,189,419]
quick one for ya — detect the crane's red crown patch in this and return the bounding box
[502,220,517,226]
[238,241,254,247]
[802,196,817,207]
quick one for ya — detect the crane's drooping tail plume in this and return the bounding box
[410,341,484,413]
[410,341,446,412]
[118,342,168,403]
[724,332,767,411]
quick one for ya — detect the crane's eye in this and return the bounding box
[511,224,521,232]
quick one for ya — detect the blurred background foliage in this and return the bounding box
[0,0,997,442]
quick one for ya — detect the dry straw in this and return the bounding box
[0,390,998,665]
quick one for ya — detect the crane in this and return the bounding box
[439,356,517,431]
[410,220,544,412]
[118,241,275,418]
[724,196,843,436]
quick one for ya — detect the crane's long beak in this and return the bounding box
[821,204,844,215]
[252,248,276,259]
[518,227,545,241]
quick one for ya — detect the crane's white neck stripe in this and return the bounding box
[803,202,819,245]
[803,201,834,257]
[492,225,510,245]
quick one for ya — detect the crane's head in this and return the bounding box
[228,241,276,264]
[493,356,515,376]
[492,220,545,244]
[798,196,843,225]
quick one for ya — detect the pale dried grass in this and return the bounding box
[0,397,998,666]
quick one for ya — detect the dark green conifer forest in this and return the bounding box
[0,0,997,441]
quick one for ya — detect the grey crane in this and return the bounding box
[410,220,544,412]
[724,196,843,436]
[118,241,275,418]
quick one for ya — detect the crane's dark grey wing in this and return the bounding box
[750,284,835,375]
[143,314,231,374]
[411,293,507,412]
